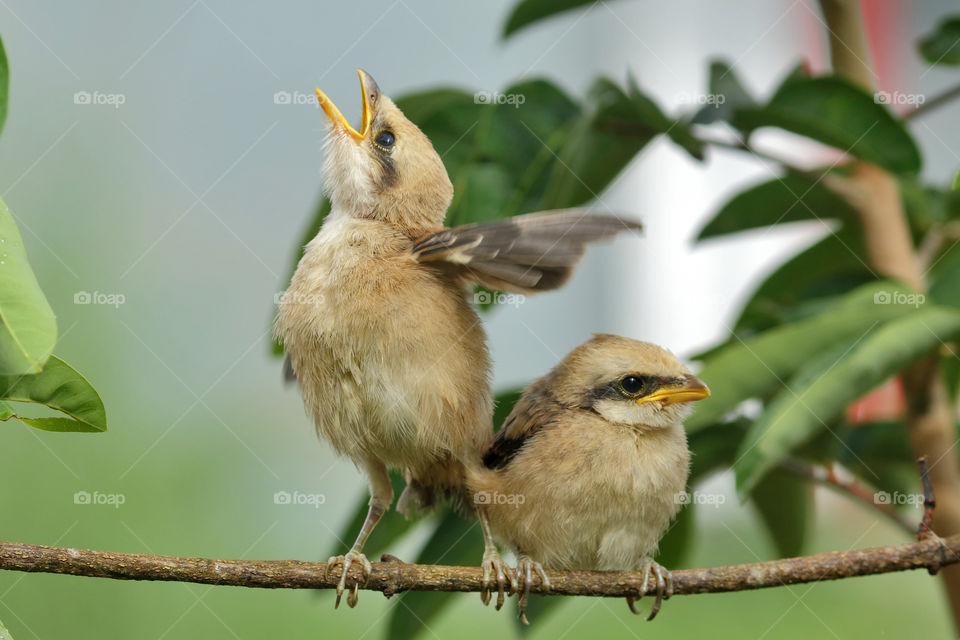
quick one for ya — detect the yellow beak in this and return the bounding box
[637,375,710,405]
[315,68,374,142]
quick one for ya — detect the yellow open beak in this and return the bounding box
[315,69,373,142]
[637,375,710,405]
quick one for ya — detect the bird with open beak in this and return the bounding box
[275,70,641,608]
[468,334,709,623]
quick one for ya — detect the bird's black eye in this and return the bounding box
[619,375,645,396]
[375,131,395,147]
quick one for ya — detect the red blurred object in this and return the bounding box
[845,376,906,425]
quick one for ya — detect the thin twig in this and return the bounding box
[902,82,960,121]
[917,456,936,540]
[779,458,914,534]
[0,536,957,597]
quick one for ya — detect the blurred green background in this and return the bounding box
[1,1,958,638]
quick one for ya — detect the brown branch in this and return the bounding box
[918,456,937,540]
[903,82,960,121]
[779,458,914,534]
[0,536,957,598]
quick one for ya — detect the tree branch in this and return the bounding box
[818,1,960,630]
[778,457,914,534]
[903,82,960,121]
[0,536,957,598]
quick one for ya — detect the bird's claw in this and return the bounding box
[515,556,550,625]
[480,547,512,610]
[328,550,373,609]
[626,557,672,621]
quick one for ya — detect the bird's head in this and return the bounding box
[316,69,453,235]
[550,334,710,429]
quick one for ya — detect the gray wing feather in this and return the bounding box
[411,209,641,293]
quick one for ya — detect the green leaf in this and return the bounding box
[829,420,916,496]
[502,0,613,38]
[538,77,675,209]
[387,511,482,640]
[0,34,8,140]
[953,170,960,190]
[688,419,747,481]
[0,616,13,640]
[736,306,960,493]
[736,76,921,174]
[750,468,810,557]
[0,196,57,374]
[930,243,960,308]
[919,17,960,66]
[687,281,916,433]
[1,355,106,432]
[732,224,874,335]
[692,60,756,126]
[697,172,857,240]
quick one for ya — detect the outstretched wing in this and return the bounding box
[410,209,641,293]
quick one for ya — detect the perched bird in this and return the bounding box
[467,334,709,622]
[275,69,641,608]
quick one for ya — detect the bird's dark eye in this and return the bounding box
[619,375,645,396]
[375,131,395,147]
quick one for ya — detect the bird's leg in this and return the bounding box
[328,459,393,609]
[514,552,551,625]
[477,505,511,610]
[626,556,673,621]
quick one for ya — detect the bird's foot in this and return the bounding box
[327,549,373,608]
[480,547,512,610]
[515,555,551,625]
[626,556,673,621]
